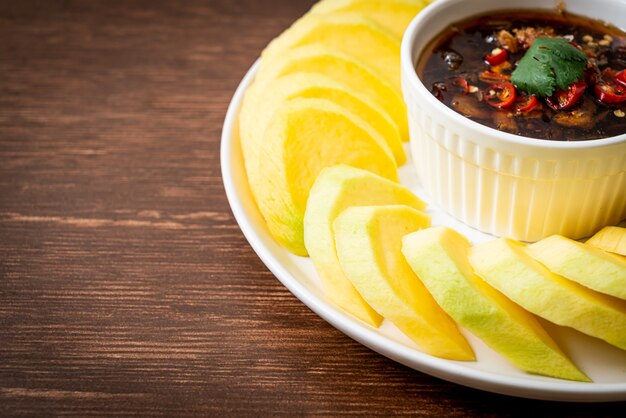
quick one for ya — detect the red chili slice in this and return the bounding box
[597,68,623,86]
[616,70,626,89]
[451,76,469,94]
[568,41,584,51]
[484,48,508,66]
[483,83,517,109]
[545,80,587,111]
[514,94,538,113]
[479,71,511,83]
[591,68,626,104]
[594,83,626,104]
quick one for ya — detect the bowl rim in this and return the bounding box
[401,0,626,150]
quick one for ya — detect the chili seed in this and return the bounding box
[614,109,625,118]
[582,35,593,43]
[598,39,610,46]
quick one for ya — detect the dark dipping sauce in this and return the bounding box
[417,10,626,141]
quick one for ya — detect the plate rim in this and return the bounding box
[220,60,626,402]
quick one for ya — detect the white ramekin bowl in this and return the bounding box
[401,0,626,242]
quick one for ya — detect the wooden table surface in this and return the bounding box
[1,0,624,416]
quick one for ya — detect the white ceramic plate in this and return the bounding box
[220,61,626,402]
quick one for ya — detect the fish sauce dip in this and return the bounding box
[416,10,626,141]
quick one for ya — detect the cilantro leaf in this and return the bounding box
[511,37,587,97]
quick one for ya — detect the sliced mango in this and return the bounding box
[527,235,626,300]
[262,14,401,91]
[255,45,408,140]
[304,165,425,326]
[402,228,589,381]
[310,0,430,38]
[333,205,475,360]
[586,226,626,256]
[469,238,626,351]
[239,73,405,201]
[256,98,397,256]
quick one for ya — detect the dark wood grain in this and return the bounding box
[0,0,624,416]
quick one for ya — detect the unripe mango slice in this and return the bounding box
[239,74,405,203]
[304,165,425,326]
[402,227,589,381]
[469,238,626,351]
[256,98,397,256]
[333,205,475,360]
[527,235,626,300]
[255,45,408,140]
[262,14,401,92]
[310,0,430,38]
[586,226,626,257]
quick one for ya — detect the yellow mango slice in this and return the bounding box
[333,205,475,360]
[239,74,405,203]
[304,165,425,326]
[586,226,626,256]
[469,238,626,351]
[527,235,626,300]
[256,98,397,256]
[310,0,430,38]
[262,14,401,92]
[255,45,408,140]
[402,228,589,381]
